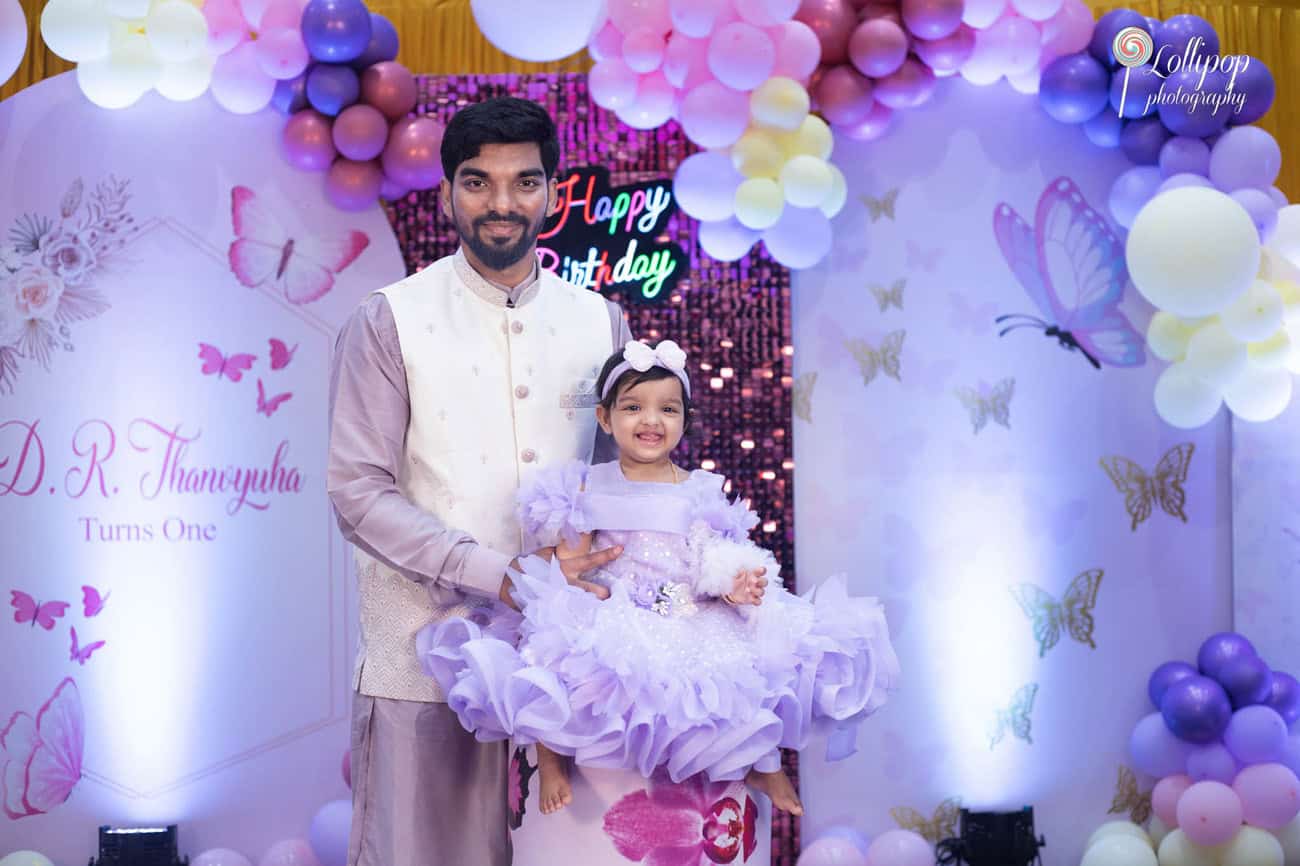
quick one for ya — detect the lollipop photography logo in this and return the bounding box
[1112,27,1251,120]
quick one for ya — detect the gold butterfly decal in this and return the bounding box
[988,683,1038,749]
[793,372,817,424]
[954,378,1015,434]
[845,331,905,386]
[1108,766,1153,826]
[861,188,900,222]
[1009,569,1103,658]
[891,797,962,844]
[870,278,906,312]
[1100,443,1194,532]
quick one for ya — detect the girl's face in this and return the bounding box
[597,376,686,467]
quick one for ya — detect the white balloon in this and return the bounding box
[1223,365,1293,423]
[698,218,760,262]
[1157,830,1221,866]
[0,854,55,866]
[1087,821,1154,851]
[106,0,150,16]
[761,204,832,269]
[1271,813,1300,866]
[40,0,112,62]
[1082,834,1157,866]
[155,52,214,101]
[209,40,274,114]
[0,0,25,89]
[1154,363,1223,429]
[1272,206,1300,271]
[1184,320,1248,387]
[734,177,784,230]
[1127,187,1262,317]
[147,1,209,63]
[471,0,605,62]
[778,155,833,208]
[673,151,743,222]
[192,850,253,866]
[1148,816,1171,848]
[1147,312,1197,362]
[588,58,639,110]
[1221,280,1284,342]
[1220,827,1284,866]
[76,31,159,109]
[1247,330,1292,370]
[820,162,847,219]
[1288,324,1300,376]
[1274,280,1300,323]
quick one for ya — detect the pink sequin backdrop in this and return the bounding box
[386,73,800,863]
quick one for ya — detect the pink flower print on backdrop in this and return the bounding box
[40,232,97,286]
[603,769,758,865]
[10,265,65,322]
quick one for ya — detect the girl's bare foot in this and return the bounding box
[537,747,573,815]
[746,767,804,816]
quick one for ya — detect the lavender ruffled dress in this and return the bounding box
[418,460,899,784]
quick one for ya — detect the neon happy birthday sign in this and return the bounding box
[537,166,685,304]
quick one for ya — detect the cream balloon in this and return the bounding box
[1157,830,1221,866]
[732,129,786,179]
[750,76,810,131]
[1184,320,1248,387]
[1247,330,1292,370]
[780,114,833,160]
[734,178,784,230]
[76,32,159,110]
[1081,834,1157,866]
[1219,827,1284,866]
[0,0,25,88]
[778,155,833,208]
[155,52,214,101]
[40,0,112,62]
[1289,324,1300,376]
[820,162,847,218]
[1147,312,1198,362]
[1154,363,1223,429]
[1086,821,1153,851]
[1275,280,1300,323]
[1148,816,1171,849]
[1126,187,1262,317]
[147,0,208,63]
[1223,365,1293,423]
[0,854,56,866]
[1220,280,1284,342]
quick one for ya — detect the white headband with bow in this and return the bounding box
[600,340,692,400]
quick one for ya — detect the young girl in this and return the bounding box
[420,339,899,818]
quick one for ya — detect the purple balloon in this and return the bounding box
[1230,188,1280,243]
[271,75,308,115]
[1109,166,1163,228]
[1152,14,1220,77]
[1039,53,1111,124]
[1224,705,1288,764]
[1159,172,1213,193]
[302,0,373,64]
[1088,8,1148,68]
[1109,65,1162,119]
[1083,111,1122,148]
[1131,711,1196,777]
[350,13,399,69]
[1198,632,1259,680]
[1187,742,1239,783]
[1267,187,1289,209]
[1162,675,1233,744]
[1231,56,1274,125]
[306,63,360,116]
[1159,136,1211,178]
[1121,116,1172,165]
[1218,653,1277,708]
[1145,15,1161,33]
[1209,126,1282,192]
[1157,67,1232,138]
[1150,661,1201,709]
[1268,672,1300,725]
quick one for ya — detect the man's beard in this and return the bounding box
[453,204,546,272]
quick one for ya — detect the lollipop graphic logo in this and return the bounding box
[1113,26,1154,116]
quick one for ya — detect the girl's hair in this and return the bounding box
[595,341,693,434]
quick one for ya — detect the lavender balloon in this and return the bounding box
[1039,53,1110,124]
[1187,742,1239,783]
[1159,136,1211,178]
[1230,189,1280,243]
[1109,166,1163,228]
[1268,672,1300,725]
[1209,126,1282,192]
[1130,711,1196,777]
[1088,9,1148,68]
[1152,14,1220,77]
[1224,705,1288,764]
[1231,56,1275,125]
[1162,675,1233,744]
[1120,116,1172,166]
[1082,111,1122,148]
[1150,661,1201,709]
[271,75,308,115]
[302,0,373,64]
[1198,632,1259,680]
[1156,67,1232,138]
[1109,65,1162,119]
[1159,173,1214,193]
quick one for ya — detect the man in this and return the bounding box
[327,96,630,866]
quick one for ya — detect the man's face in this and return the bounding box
[440,142,558,273]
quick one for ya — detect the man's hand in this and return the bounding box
[499,545,624,608]
[726,566,768,606]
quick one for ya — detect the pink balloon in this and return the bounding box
[379,175,410,201]
[1039,0,1092,60]
[795,0,856,65]
[1176,781,1245,846]
[771,20,822,80]
[860,3,902,23]
[901,0,963,39]
[342,747,352,789]
[1234,763,1300,829]
[608,0,673,34]
[865,829,932,866]
[255,28,309,80]
[679,80,749,147]
[381,116,445,190]
[814,64,874,125]
[707,21,776,90]
[1153,774,1194,826]
[282,109,336,171]
[662,33,710,88]
[836,100,893,141]
[204,0,248,56]
[1011,0,1063,22]
[962,0,1007,28]
[589,58,640,109]
[849,18,908,77]
[620,71,677,129]
[623,26,666,72]
[259,838,323,866]
[333,103,389,161]
[588,21,625,60]
[914,24,974,71]
[360,61,416,120]
[988,12,1041,75]
[668,0,731,39]
[873,56,935,108]
[326,159,382,211]
[211,41,277,114]
[258,0,303,31]
[735,0,801,26]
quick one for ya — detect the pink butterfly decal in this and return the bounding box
[906,239,942,273]
[198,343,256,383]
[229,186,370,305]
[269,338,298,371]
[993,177,1145,369]
[256,379,293,417]
[1,678,83,819]
[948,291,998,336]
[81,585,109,618]
[69,627,106,666]
[10,591,69,630]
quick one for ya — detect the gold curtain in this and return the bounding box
[3,0,1297,193]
